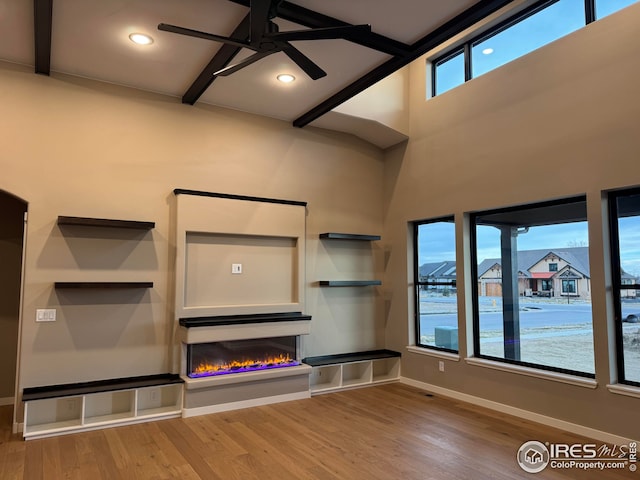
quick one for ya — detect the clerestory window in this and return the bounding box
[431,0,639,97]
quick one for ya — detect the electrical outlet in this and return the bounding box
[438,361,445,372]
[149,388,158,402]
[36,308,56,322]
[231,263,242,274]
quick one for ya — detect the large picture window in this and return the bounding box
[414,217,458,351]
[608,188,640,386]
[471,196,594,376]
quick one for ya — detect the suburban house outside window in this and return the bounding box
[430,0,639,97]
[608,187,640,386]
[414,217,458,351]
[471,196,595,376]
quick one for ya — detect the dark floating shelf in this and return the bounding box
[58,216,155,230]
[319,233,380,241]
[303,349,401,367]
[54,282,154,289]
[22,373,183,402]
[318,280,381,287]
[180,311,311,328]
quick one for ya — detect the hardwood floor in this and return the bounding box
[1,383,635,479]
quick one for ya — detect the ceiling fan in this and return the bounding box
[158,0,371,80]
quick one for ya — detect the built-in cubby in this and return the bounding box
[304,350,401,394]
[23,374,183,439]
[84,390,135,425]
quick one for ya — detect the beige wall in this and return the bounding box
[383,3,640,440]
[335,67,411,136]
[0,62,385,401]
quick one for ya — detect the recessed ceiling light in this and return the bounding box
[482,48,494,55]
[277,74,296,83]
[129,33,154,45]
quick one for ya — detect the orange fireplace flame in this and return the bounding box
[193,353,297,376]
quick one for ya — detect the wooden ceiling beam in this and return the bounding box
[181,13,251,105]
[227,0,411,56]
[34,0,53,75]
[293,0,516,128]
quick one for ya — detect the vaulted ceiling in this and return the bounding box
[1,0,513,146]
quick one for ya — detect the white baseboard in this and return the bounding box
[0,396,14,406]
[400,377,633,446]
[182,391,310,418]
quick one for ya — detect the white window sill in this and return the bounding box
[606,383,640,399]
[465,357,597,389]
[406,346,460,361]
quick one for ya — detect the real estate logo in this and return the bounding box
[517,441,550,473]
[517,440,637,474]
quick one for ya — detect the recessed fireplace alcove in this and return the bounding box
[174,190,310,417]
[178,312,312,416]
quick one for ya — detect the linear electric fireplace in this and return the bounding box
[187,336,300,378]
[178,312,312,416]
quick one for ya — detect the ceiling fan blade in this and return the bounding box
[214,50,276,76]
[270,24,371,42]
[250,0,272,46]
[158,23,250,49]
[281,43,326,80]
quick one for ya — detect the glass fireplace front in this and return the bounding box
[186,336,300,378]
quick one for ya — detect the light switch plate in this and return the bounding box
[36,308,56,322]
[232,263,242,274]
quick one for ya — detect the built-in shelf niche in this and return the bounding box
[175,190,307,319]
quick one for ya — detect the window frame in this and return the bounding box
[413,215,458,352]
[608,186,640,387]
[430,0,600,97]
[470,195,595,378]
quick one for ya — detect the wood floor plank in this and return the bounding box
[1,385,637,479]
